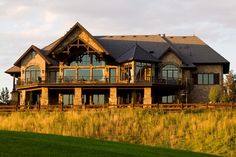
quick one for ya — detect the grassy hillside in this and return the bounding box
[0,130,216,157]
[0,109,235,156]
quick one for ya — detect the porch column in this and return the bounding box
[74,88,82,105]
[12,74,16,91]
[20,90,26,106]
[58,93,63,105]
[109,87,117,104]
[41,87,48,105]
[144,87,152,104]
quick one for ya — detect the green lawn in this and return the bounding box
[0,130,217,157]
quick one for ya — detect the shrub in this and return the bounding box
[208,86,222,103]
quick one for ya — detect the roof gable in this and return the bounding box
[14,45,57,66]
[159,47,184,63]
[50,22,107,55]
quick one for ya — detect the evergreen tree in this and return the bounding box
[0,87,10,104]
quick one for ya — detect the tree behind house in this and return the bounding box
[225,70,235,102]
[0,87,10,104]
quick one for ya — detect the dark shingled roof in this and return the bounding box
[94,35,169,59]
[95,35,229,73]
[116,43,159,63]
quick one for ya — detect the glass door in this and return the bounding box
[109,68,116,83]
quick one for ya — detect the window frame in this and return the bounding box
[196,73,216,85]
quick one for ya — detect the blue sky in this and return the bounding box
[0,0,236,91]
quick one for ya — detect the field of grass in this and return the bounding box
[0,130,216,157]
[0,109,235,156]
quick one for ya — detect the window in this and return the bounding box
[78,54,90,66]
[25,66,41,83]
[135,62,152,81]
[197,73,215,85]
[92,55,105,66]
[162,95,175,103]
[78,68,90,81]
[49,71,59,83]
[92,68,104,81]
[63,69,76,82]
[120,64,131,81]
[62,94,74,105]
[31,51,36,59]
[162,64,179,80]
[92,94,105,104]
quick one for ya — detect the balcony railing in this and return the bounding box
[17,76,184,87]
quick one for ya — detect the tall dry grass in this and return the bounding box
[0,109,235,156]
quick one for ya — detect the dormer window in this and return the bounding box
[31,51,36,59]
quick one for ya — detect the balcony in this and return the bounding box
[16,76,184,89]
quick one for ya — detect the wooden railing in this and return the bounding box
[0,103,236,112]
[16,77,184,87]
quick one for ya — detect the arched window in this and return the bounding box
[162,64,179,80]
[25,66,41,83]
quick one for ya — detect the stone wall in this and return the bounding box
[189,65,223,103]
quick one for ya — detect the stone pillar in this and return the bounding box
[131,61,135,83]
[109,87,117,104]
[144,87,152,104]
[12,74,16,91]
[74,88,82,105]
[40,87,48,105]
[20,90,26,106]
[58,93,63,105]
[59,62,64,82]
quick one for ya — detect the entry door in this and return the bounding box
[109,68,116,83]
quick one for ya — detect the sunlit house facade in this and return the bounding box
[5,22,229,107]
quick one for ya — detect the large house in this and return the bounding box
[5,22,229,107]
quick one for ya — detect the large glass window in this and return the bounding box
[135,62,152,81]
[197,73,214,85]
[78,69,90,81]
[120,65,131,81]
[25,66,41,83]
[109,68,116,83]
[92,68,104,81]
[162,95,175,103]
[62,94,74,105]
[92,94,105,104]
[92,55,105,66]
[162,64,179,80]
[78,54,90,66]
[64,69,76,82]
[49,71,59,83]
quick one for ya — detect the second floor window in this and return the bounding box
[135,62,152,81]
[66,53,105,66]
[78,69,90,81]
[162,64,179,80]
[78,54,90,66]
[64,69,76,82]
[25,66,41,83]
